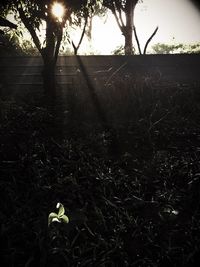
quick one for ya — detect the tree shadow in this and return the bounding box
[75,56,120,156]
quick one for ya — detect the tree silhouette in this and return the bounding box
[0,16,17,35]
[103,0,140,55]
[0,0,97,95]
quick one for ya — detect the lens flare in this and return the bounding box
[51,2,65,21]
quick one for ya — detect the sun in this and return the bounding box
[51,2,65,21]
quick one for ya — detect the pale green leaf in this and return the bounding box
[48,212,59,226]
[58,203,65,217]
[60,214,69,224]
[52,217,61,223]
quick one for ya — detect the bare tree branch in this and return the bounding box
[114,2,125,29]
[111,7,123,31]
[133,26,142,54]
[0,17,17,29]
[17,7,42,55]
[118,9,125,28]
[143,26,159,55]
[54,27,63,66]
[72,16,88,55]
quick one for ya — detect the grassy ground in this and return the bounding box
[0,76,200,266]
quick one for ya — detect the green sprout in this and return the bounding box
[48,202,69,226]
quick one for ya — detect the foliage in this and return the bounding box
[0,0,103,93]
[60,1,106,54]
[103,0,142,10]
[0,31,23,55]
[112,44,136,55]
[0,1,100,59]
[0,31,39,56]
[112,44,124,55]
[152,42,200,54]
[113,42,200,55]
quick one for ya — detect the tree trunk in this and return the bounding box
[124,29,133,55]
[123,0,136,55]
[42,17,57,98]
[42,58,56,97]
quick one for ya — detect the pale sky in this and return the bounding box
[6,0,200,54]
[88,0,200,54]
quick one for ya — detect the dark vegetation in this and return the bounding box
[1,66,200,266]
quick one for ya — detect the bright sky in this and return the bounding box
[6,0,200,54]
[87,0,200,54]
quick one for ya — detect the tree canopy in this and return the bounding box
[152,42,200,54]
[1,1,92,57]
[0,0,99,93]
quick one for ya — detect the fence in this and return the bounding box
[0,54,200,89]
[0,54,200,125]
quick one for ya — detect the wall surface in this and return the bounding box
[0,54,200,96]
[0,54,200,125]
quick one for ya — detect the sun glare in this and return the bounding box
[51,2,65,21]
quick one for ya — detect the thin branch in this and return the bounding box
[118,8,125,29]
[72,40,76,55]
[72,16,88,55]
[0,17,17,29]
[17,7,42,55]
[112,9,123,32]
[54,17,67,62]
[53,27,63,67]
[111,3,124,32]
[133,26,142,55]
[114,1,125,29]
[143,26,159,55]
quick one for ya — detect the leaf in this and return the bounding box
[60,214,69,224]
[58,203,65,217]
[52,217,61,223]
[171,210,179,215]
[48,212,59,226]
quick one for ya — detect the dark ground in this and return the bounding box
[1,71,200,266]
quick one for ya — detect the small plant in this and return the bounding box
[48,202,69,226]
